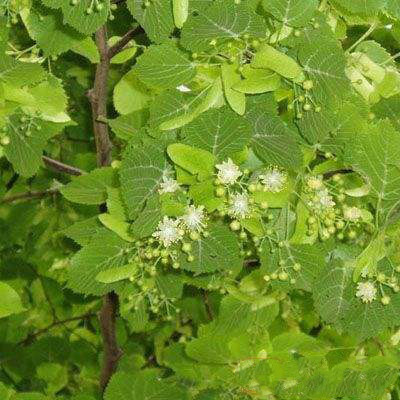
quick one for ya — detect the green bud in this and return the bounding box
[293,263,301,272]
[216,186,226,197]
[182,243,192,253]
[187,254,194,262]
[189,231,200,241]
[381,296,390,305]
[279,272,288,281]
[302,80,314,91]
[230,220,241,231]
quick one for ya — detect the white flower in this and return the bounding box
[159,177,180,194]
[176,84,191,92]
[316,189,335,209]
[260,168,287,192]
[181,205,206,232]
[216,158,242,185]
[153,217,183,247]
[344,206,362,221]
[229,192,250,219]
[306,176,323,190]
[356,281,377,303]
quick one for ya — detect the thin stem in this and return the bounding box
[19,313,96,345]
[107,27,142,60]
[381,51,400,65]
[1,189,59,203]
[42,155,84,176]
[346,22,378,54]
[89,25,123,393]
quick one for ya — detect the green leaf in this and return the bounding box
[345,120,400,222]
[262,0,318,27]
[182,107,251,159]
[21,4,88,57]
[67,230,130,296]
[127,0,175,43]
[120,143,167,219]
[130,194,162,238]
[252,44,303,81]
[104,370,189,400]
[63,216,103,246]
[0,281,25,319]
[181,1,266,52]
[60,0,110,35]
[178,224,242,273]
[331,0,386,15]
[3,115,46,178]
[60,167,115,205]
[372,95,400,131]
[134,43,196,90]
[98,213,134,242]
[108,110,148,141]
[96,264,138,283]
[245,106,302,169]
[233,66,281,94]
[297,32,350,106]
[221,62,245,115]
[188,179,224,212]
[167,143,215,180]
[0,57,46,87]
[113,69,151,115]
[173,0,189,28]
[36,362,68,395]
[150,81,223,130]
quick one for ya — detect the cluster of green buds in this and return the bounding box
[1,0,19,27]
[346,48,400,103]
[70,0,117,19]
[303,174,373,242]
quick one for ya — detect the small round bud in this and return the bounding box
[294,30,301,37]
[187,255,194,262]
[279,272,288,281]
[381,296,390,305]
[209,39,217,46]
[96,2,104,11]
[173,261,180,269]
[161,257,169,265]
[315,106,322,113]
[377,273,386,283]
[252,39,260,48]
[298,95,305,103]
[189,231,200,241]
[230,220,241,231]
[271,273,278,280]
[348,230,357,239]
[182,243,192,253]
[303,103,312,111]
[160,249,169,258]
[111,160,120,169]
[337,232,344,240]
[293,263,301,272]
[239,231,247,240]
[290,278,296,284]
[302,80,314,91]
[248,183,257,192]
[192,52,198,59]
[263,275,270,282]
[216,187,226,197]
[1,136,10,146]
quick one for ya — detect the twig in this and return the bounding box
[87,26,113,167]
[88,25,123,392]
[108,27,142,60]
[42,155,84,176]
[203,290,214,320]
[99,292,123,391]
[19,313,96,346]
[346,22,378,54]
[1,189,59,203]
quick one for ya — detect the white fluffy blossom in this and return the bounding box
[159,177,180,194]
[260,168,287,192]
[356,281,377,303]
[181,205,206,232]
[216,158,242,185]
[316,189,335,209]
[306,176,323,190]
[153,217,183,247]
[229,192,250,219]
[344,206,362,221]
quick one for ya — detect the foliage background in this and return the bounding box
[1,0,400,399]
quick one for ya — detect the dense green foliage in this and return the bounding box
[1,0,400,399]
